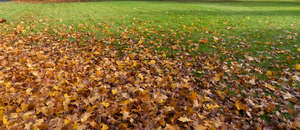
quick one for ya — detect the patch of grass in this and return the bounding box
[0,0,299,78]
[260,113,272,123]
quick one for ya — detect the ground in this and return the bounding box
[0,0,299,129]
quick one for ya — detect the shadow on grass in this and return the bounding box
[217,1,300,7]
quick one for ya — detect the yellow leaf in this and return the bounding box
[297,48,300,52]
[149,60,156,65]
[132,60,137,67]
[138,73,144,80]
[73,122,79,129]
[138,39,143,44]
[2,115,10,126]
[216,90,224,100]
[101,123,109,130]
[0,110,3,120]
[265,70,273,77]
[21,103,29,111]
[235,100,246,111]
[53,86,59,90]
[196,71,204,74]
[189,91,198,101]
[4,82,11,88]
[206,103,219,110]
[185,62,192,66]
[64,94,69,98]
[112,89,118,95]
[178,117,192,122]
[18,39,24,44]
[101,101,110,108]
[266,83,276,91]
[296,64,300,70]
[120,100,130,105]
[64,119,71,125]
[158,99,165,103]
[26,88,32,95]
[214,73,221,82]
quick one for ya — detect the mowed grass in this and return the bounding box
[0,0,299,72]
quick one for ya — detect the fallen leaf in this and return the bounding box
[245,55,254,61]
[265,70,273,77]
[101,101,110,108]
[112,89,118,95]
[81,113,91,122]
[0,19,6,23]
[235,100,246,111]
[265,83,276,91]
[226,26,232,30]
[296,64,300,70]
[178,117,193,122]
[149,60,156,65]
[101,123,109,130]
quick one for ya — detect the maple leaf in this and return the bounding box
[245,55,255,61]
[265,70,273,77]
[112,89,118,95]
[2,115,10,127]
[235,100,246,111]
[214,73,223,82]
[265,83,276,91]
[149,60,156,65]
[185,62,192,66]
[81,113,91,122]
[213,36,219,42]
[101,123,109,130]
[101,101,110,108]
[138,39,143,44]
[296,64,300,70]
[226,26,232,30]
[198,38,209,44]
[178,117,193,122]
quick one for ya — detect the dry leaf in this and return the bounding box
[265,83,276,91]
[81,113,91,122]
[101,101,110,108]
[101,123,109,130]
[296,64,300,70]
[235,100,246,111]
[178,117,192,122]
[149,60,156,65]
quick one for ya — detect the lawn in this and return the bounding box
[0,0,299,129]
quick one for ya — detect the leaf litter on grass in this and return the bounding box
[0,17,299,129]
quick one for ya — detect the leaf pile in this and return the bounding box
[0,19,299,129]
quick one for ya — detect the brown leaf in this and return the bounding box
[235,100,246,111]
[0,19,6,23]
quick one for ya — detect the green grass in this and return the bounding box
[0,0,299,71]
[1,1,299,28]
